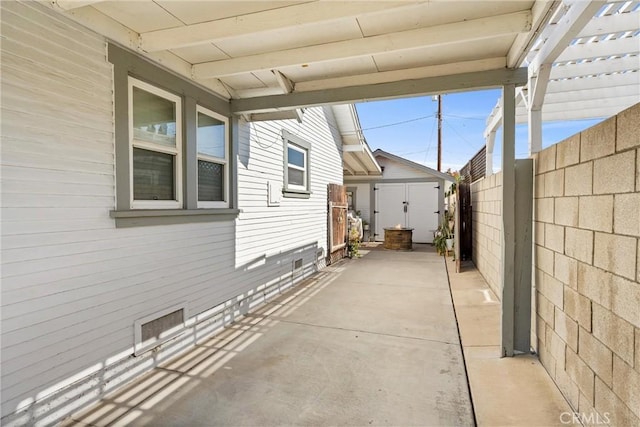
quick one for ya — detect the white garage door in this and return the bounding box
[375,182,440,243]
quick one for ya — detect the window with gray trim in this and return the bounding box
[282,130,311,198]
[108,43,238,227]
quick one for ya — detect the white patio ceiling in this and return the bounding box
[50,0,551,113]
[485,0,640,135]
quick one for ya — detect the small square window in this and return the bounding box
[282,131,311,198]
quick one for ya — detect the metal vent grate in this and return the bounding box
[141,309,184,343]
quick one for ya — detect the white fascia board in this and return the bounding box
[193,11,531,78]
[343,145,365,153]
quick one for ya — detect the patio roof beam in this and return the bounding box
[550,55,640,79]
[577,10,640,38]
[539,85,640,104]
[231,68,528,114]
[547,71,639,92]
[529,1,605,73]
[515,104,630,122]
[139,2,421,52]
[193,11,532,79]
[294,58,507,93]
[519,94,638,115]
[527,0,605,154]
[555,36,639,63]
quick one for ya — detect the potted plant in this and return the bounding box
[362,220,369,231]
[348,227,361,258]
[434,214,453,255]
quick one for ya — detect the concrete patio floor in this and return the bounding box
[63,244,575,427]
[64,244,474,426]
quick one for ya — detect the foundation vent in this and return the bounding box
[293,258,303,278]
[135,305,186,355]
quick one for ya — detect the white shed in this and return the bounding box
[345,150,454,244]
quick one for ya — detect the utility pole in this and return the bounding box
[437,94,442,171]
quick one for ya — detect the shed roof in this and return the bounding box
[373,149,455,182]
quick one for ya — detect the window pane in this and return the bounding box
[197,112,226,158]
[133,148,175,200]
[198,160,224,201]
[288,167,304,186]
[133,87,177,147]
[288,146,305,168]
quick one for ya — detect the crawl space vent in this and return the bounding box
[141,309,184,343]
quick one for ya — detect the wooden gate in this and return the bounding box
[458,182,473,261]
[327,183,348,264]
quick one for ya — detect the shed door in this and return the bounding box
[407,182,439,243]
[375,182,439,243]
[374,183,406,240]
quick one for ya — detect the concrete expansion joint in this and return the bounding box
[278,319,460,346]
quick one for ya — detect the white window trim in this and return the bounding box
[128,77,183,210]
[286,143,308,192]
[196,105,229,209]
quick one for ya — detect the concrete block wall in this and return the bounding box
[533,102,640,426]
[471,172,503,298]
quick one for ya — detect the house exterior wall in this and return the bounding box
[471,173,503,297]
[0,2,342,425]
[533,103,640,426]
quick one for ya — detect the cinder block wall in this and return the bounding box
[471,172,503,298]
[533,102,640,425]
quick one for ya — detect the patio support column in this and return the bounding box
[500,83,516,357]
[528,108,542,155]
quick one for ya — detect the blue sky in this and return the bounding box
[356,89,603,173]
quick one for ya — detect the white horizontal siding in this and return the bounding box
[0,2,343,424]
[376,156,435,179]
[235,107,343,267]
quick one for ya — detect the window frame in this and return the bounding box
[286,143,308,191]
[109,43,240,227]
[196,105,229,209]
[282,130,312,199]
[128,77,183,210]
